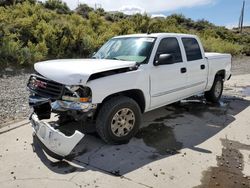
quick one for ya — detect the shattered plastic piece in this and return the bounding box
[51,100,97,112]
[30,113,84,157]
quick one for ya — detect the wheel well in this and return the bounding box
[99,89,146,113]
[215,70,226,80]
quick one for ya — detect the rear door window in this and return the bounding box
[182,38,202,61]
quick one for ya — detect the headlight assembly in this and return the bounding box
[63,86,92,103]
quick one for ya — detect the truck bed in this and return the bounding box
[205,52,232,91]
[205,52,231,60]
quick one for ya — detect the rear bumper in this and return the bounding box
[30,113,84,158]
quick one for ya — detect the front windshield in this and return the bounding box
[93,37,156,64]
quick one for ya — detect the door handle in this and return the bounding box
[201,65,205,70]
[181,67,187,73]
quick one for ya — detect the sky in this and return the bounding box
[51,0,250,28]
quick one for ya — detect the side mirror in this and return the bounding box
[154,54,173,66]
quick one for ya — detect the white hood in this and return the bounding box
[34,59,136,85]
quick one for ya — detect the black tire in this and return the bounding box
[205,76,223,103]
[96,96,141,144]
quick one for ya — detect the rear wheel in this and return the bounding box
[96,96,141,144]
[205,76,223,103]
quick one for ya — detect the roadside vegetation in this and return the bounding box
[0,0,250,67]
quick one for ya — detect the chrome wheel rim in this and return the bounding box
[111,108,135,137]
[214,81,222,98]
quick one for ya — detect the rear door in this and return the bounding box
[150,37,188,109]
[181,37,208,95]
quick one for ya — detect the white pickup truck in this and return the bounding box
[27,33,231,158]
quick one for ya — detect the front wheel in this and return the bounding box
[96,96,141,144]
[205,76,223,103]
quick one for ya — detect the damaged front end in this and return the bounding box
[27,74,97,158]
[30,113,84,158]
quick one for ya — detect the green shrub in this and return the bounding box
[242,45,250,56]
[201,37,243,55]
[0,2,249,67]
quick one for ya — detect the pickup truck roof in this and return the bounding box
[113,33,197,39]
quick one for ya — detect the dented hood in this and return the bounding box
[34,59,136,85]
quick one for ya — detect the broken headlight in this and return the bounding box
[63,86,91,103]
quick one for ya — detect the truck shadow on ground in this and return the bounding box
[33,95,250,176]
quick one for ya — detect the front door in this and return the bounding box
[150,37,188,109]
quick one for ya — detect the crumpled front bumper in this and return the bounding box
[30,113,84,158]
[29,95,97,112]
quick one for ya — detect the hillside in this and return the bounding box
[242,26,250,34]
[0,0,250,67]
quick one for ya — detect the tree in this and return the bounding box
[43,0,70,14]
[96,8,105,16]
[0,1,248,68]
[0,0,36,6]
[75,3,94,18]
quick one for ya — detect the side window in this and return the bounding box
[156,37,183,63]
[182,38,202,61]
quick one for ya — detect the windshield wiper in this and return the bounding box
[109,57,125,61]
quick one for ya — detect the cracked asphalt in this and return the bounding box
[0,74,250,188]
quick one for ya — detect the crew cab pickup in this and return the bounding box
[27,33,231,158]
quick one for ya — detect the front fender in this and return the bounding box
[86,69,150,110]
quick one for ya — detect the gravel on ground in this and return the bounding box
[0,56,249,127]
[232,56,250,75]
[0,70,32,128]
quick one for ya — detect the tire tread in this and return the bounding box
[96,96,141,144]
[205,76,223,103]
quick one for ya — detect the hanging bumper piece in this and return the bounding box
[30,113,84,158]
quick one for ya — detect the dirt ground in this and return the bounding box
[232,56,250,75]
[0,74,249,188]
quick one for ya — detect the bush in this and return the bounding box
[242,45,250,56]
[0,2,249,67]
[201,37,243,55]
[43,0,71,14]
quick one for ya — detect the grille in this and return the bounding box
[27,74,64,99]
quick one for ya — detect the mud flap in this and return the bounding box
[30,113,84,158]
